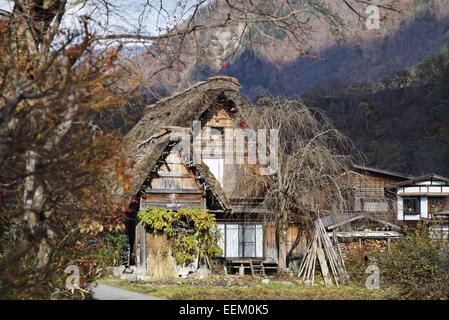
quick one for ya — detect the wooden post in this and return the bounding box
[387,238,391,254]
[135,224,141,267]
[317,245,332,286]
[250,260,255,278]
[140,224,147,271]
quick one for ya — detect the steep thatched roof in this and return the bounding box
[111,76,251,206]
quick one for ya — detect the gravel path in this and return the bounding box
[90,284,167,300]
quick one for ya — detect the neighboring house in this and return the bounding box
[322,165,409,249]
[0,0,12,21]
[326,168,449,243]
[386,174,449,226]
[114,76,304,274]
[349,164,412,215]
[0,9,9,19]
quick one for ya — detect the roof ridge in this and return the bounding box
[386,173,449,189]
[352,164,412,179]
[144,76,240,112]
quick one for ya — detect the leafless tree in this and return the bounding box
[237,98,362,271]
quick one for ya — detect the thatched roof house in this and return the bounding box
[119,76,440,276]
[118,76,295,273]
[112,76,249,207]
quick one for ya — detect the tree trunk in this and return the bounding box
[22,150,51,270]
[277,209,289,272]
[21,103,77,269]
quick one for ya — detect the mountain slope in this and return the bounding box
[305,43,449,176]
[123,1,449,176]
[218,12,449,99]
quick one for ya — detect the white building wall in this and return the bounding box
[416,180,446,186]
[397,196,404,221]
[203,158,224,186]
[429,186,442,193]
[420,197,428,219]
[404,213,421,221]
[403,186,420,193]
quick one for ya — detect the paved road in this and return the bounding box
[91,284,166,300]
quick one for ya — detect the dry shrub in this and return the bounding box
[343,244,370,286]
[342,240,387,286]
[379,224,449,300]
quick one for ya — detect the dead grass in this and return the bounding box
[99,276,395,300]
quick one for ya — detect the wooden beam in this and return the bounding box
[146,189,203,194]
[327,214,368,230]
[330,231,402,238]
[327,213,400,231]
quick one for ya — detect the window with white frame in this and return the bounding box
[217,223,263,258]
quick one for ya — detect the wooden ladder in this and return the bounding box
[249,259,266,277]
[337,243,347,259]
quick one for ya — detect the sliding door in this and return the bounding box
[217,223,263,258]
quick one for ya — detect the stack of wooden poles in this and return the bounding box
[298,218,349,287]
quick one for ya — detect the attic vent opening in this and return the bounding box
[203,158,224,187]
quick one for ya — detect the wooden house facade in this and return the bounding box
[321,165,411,249]
[326,167,449,245]
[113,76,307,275]
[348,165,411,216]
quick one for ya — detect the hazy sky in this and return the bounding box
[0,0,194,36]
[63,0,194,37]
[0,0,13,12]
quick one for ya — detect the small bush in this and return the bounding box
[0,220,20,260]
[138,207,222,265]
[95,233,128,267]
[379,223,449,300]
[344,246,370,286]
[342,241,387,287]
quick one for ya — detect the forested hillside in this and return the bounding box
[189,3,449,176]
[305,44,449,176]
[119,0,449,176]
